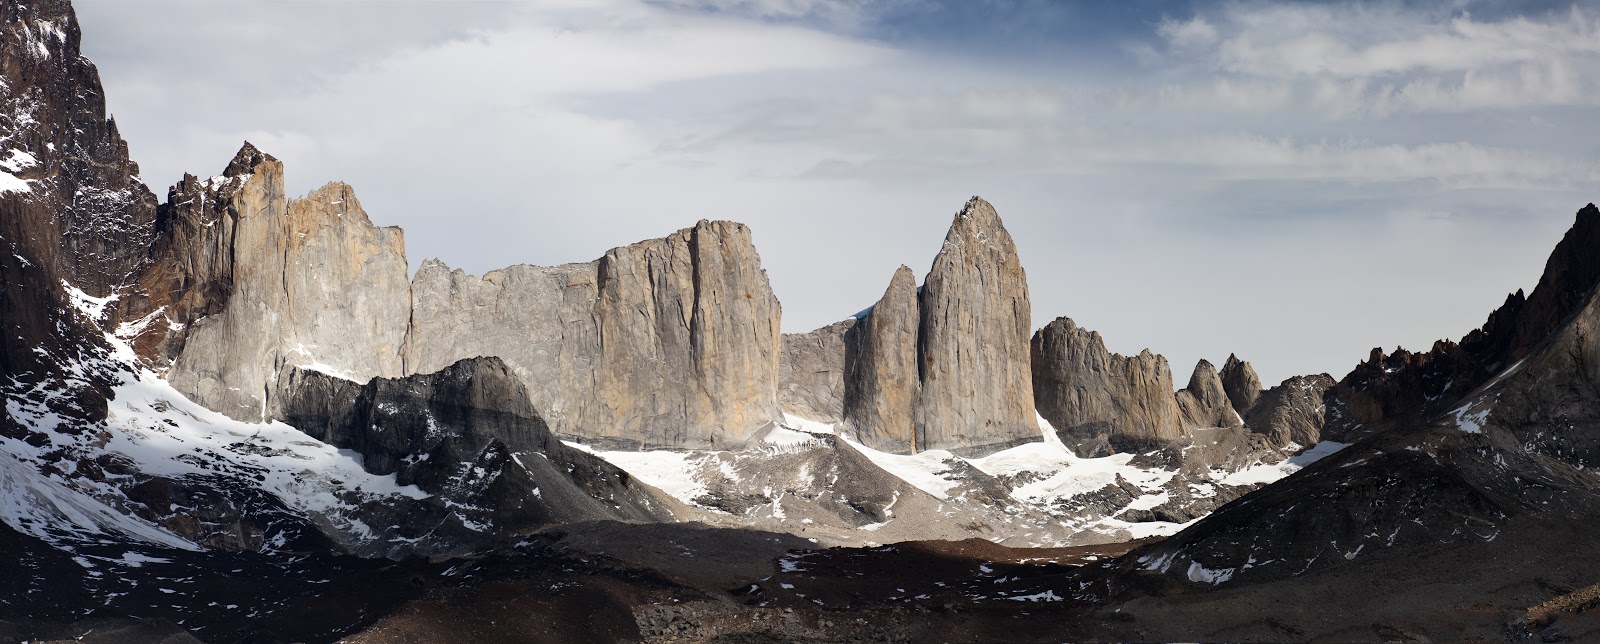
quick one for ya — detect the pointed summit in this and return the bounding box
[223,141,278,177]
[1177,359,1242,429]
[1220,353,1262,414]
[841,265,921,453]
[915,196,1037,455]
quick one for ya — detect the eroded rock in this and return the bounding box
[1030,317,1183,457]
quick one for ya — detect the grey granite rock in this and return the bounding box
[778,318,854,423]
[404,220,783,450]
[841,266,921,453]
[1220,354,1262,415]
[159,154,412,421]
[129,145,783,450]
[1176,359,1243,430]
[1030,317,1184,457]
[914,197,1039,456]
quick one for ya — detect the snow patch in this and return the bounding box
[62,281,118,321]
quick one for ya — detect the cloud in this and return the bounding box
[1142,3,1600,115]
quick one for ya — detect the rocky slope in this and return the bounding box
[1048,203,1600,641]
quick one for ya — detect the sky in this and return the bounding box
[73,0,1600,385]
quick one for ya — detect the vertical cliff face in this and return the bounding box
[110,139,784,449]
[0,0,157,298]
[778,318,855,423]
[841,266,921,452]
[405,221,782,450]
[146,148,412,420]
[0,0,157,436]
[915,197,1038,455]
[1030,317,1184,457]
[776,197,1039,456]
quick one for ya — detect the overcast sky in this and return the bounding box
[74,0,1600,385]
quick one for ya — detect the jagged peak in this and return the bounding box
[937,195,1017,257]
[223,141,277,178]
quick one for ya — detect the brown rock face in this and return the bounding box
[914,197,1038,455]
[776,197,1039,456]
[778,318,854,423]
[1030,317,1184,457]
[841,266,921,452]
[1220,354,1262,415]
[1243,374,1335,448]
[1176,360,1243,430]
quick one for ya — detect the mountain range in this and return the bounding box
[3,1,1599,642]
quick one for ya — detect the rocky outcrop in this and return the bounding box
[275,356,676,538]
[106,140,786,449]
[1176,360,1243,430]
[776,198,1038,456]
[1219,354,1261,415]
[840,266,921,452]
[1030,317,1183,457]
[0,0,156,426]
[778,318,854,423]
[914,197,1038,455]
[148,152,412,420]
[1243,374,1335,448]
[1322,204,1600,441]
[404,220,783,450]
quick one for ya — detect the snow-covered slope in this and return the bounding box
[575,412,1348,548]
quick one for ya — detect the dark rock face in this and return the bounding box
[1243,374,1335,448]
[0,1,157,296]
[915,197,1038,455]
[778,318,854,423]
[1030,317,1183,457]
[0,0,155,432]
[1175,360,1242,430]
[275,356,676,537]
[1219,354,1261,416]
[841,266,921,452]
[1106,203,1600,596]
[1322,204,1600,441]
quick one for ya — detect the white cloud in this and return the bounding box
[1144,4,1600,115]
